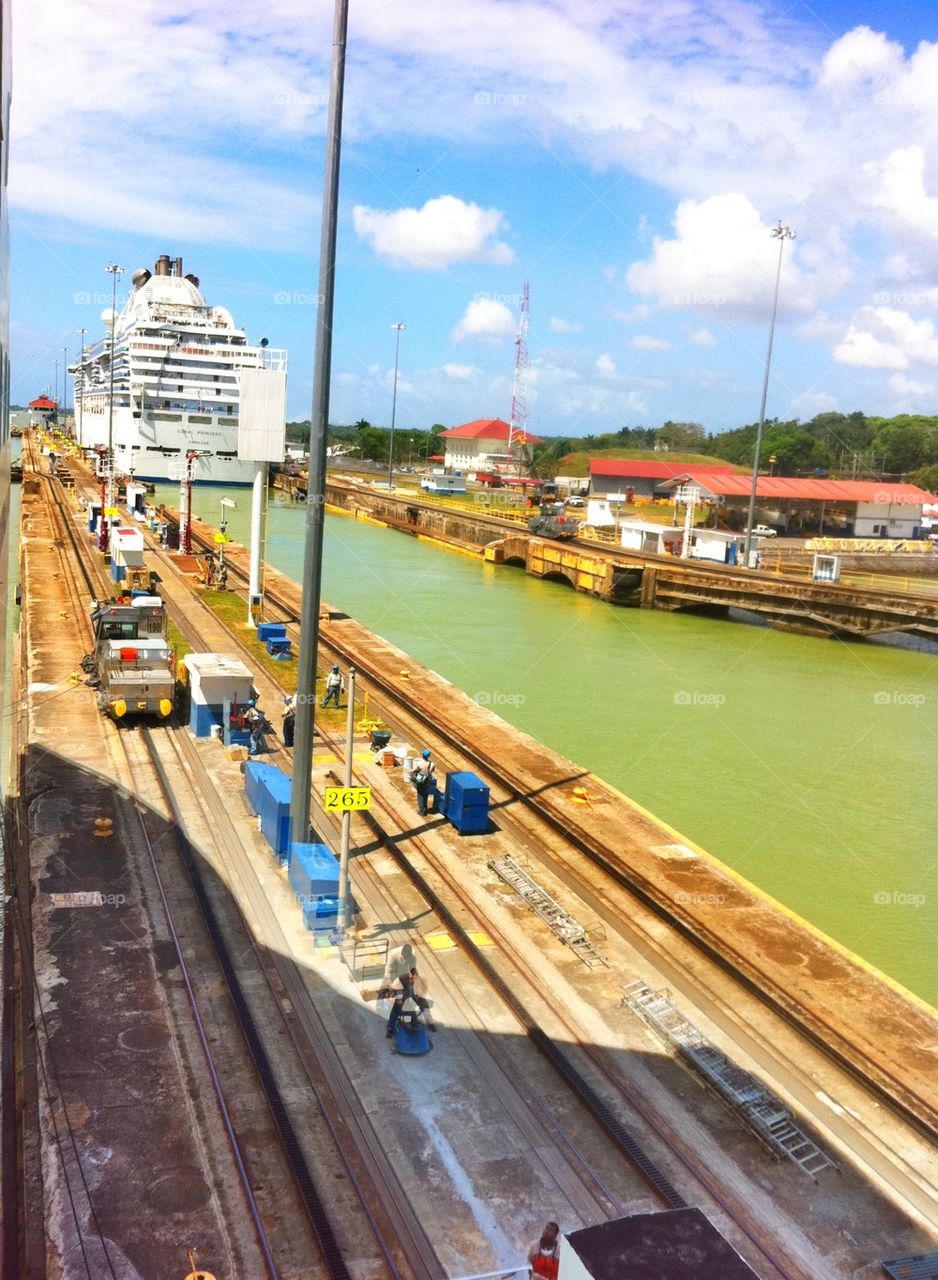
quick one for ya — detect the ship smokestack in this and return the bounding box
[155,254,171,276]
[175,256,183,277]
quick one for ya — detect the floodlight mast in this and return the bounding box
[743,222,795,566]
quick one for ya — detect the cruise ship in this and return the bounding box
[73,255,287,484]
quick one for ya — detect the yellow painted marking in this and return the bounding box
[466,930,494,947]
[313,753,339,764]
[426,933,456,951]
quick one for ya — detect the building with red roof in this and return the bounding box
[588,457,735,499]
[27,394,58,414]
[440,417,542,474]
[659,470,938,538]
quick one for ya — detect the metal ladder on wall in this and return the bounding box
[622,981,838,1182]
[489,855,608,969]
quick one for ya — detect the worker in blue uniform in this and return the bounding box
[412,749,438,816]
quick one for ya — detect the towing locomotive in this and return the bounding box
[83,595,175,719]
[527,499,579,541]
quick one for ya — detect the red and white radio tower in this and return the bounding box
[507,282,529,475]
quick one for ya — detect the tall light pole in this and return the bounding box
[386,322,404,490]
[102,263,124,555]
[743,222,794,566]
[76,327,87,446]
[290,0,350,849]
[63,346,68,431]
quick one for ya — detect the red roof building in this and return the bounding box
[28,395,58,412]
[663,471,937,505]
[588,457,736,499]
[441,417,542,443]
[440,417,542,472]
[659,470,938,538]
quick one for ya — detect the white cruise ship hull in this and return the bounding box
[74,255,286,487]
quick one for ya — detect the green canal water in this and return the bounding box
[156,485,938,1007]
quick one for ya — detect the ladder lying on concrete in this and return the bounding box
[489,855,608,969]
[622,980,838,1182]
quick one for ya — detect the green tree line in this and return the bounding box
[531,413,938,490]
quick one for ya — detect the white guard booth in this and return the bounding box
[110,527,144,583]
[619,520,683,554]
[183,653,255,738]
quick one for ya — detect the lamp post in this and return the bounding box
[101,263,124,554]
[76,327,87,446]
[386,322,404,490]
[743,222,794,567]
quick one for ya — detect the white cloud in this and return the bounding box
[595,354,617,376]
[631,335,672,352]
[626,194,814,321]
[451,297,516,343]
[442,363,481,380]
[352,195,513,270]
[550,317,583,333]
[834,306,938,369]
[820,27,904,89]
[689,328,716,346]
[864,146,938,240]
[888,372,936,404]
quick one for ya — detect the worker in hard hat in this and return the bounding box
[282,694,296,747]
[411,748,438,817]
[321,663,343,709]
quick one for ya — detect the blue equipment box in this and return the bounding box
[265,638,292,658]
[444,771,490,835]
[301,896,339,934]
[289,841,340,904]
[257,622,287,643]
[244,761,292,856]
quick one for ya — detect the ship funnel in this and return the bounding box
[175,256,183,276]
[132,268,151,288]
[155,254,171,276]
[185,273,200,289]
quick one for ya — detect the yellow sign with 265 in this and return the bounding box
[323,786,371,813]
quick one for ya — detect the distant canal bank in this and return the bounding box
[155,483,938,1006]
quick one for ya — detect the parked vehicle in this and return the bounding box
[751,524,778,538]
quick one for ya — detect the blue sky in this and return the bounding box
[11,0,938,438]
